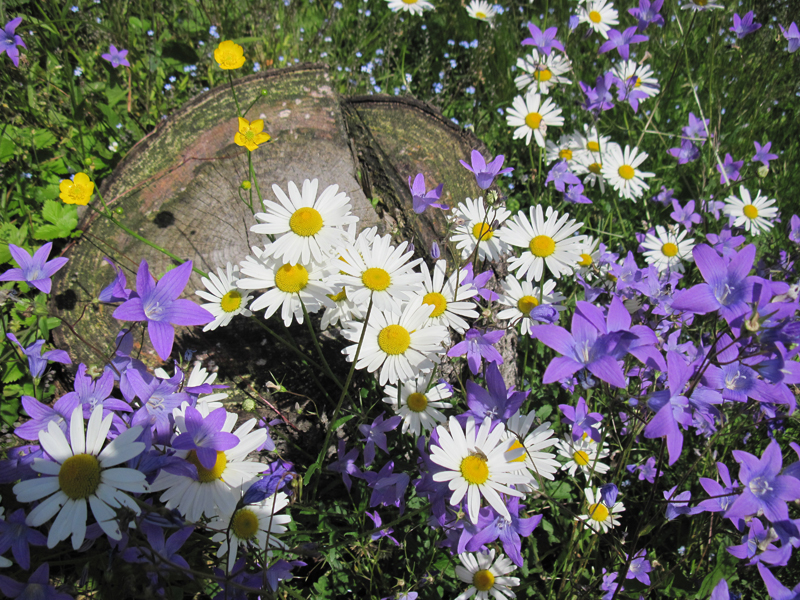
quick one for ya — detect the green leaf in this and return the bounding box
[2,362,24,384]
[303,461,321,486]
[34,200,78,241]
[0,223,29,264]
[536,404,553,422]
[162,41,199,65]
[32,129,57,150]
[0,397,21,427]
[330,414,355,431]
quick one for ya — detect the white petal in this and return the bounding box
[98,433,144,468]
[47,498,77,548]
[70,406,86,455]
[32,458,62,476]
[39,422,72,463]
[14,476,60,503]
[71,499,88,550]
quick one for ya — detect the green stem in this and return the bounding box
[227,71,242,117]
[300,300,344,392]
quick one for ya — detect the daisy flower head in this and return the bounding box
[572,152,608,193]
[569,124,611,163]
[13,405,147,550]
[611,60,660,99]
[338,232,424,313]
[418,260,478,334]
[575,235,605,280]
[238,246,338,327]
[578,487,624,532]
[681,0,723,10]
[342,297,448,386]
[455,549,520,600]
[149,407,268,522]
[602,143,654,200]
[514,50,573,95]
[382,372,453,436]
[504,411,560,491]
[501,204,586,282]
[506,90,564,148]
[579,0,620,38]
[429,416,529,523]
[723,186,778,235]
[320,286,364,330]
[545,136,577,165]
[209,491,291,571]
[386,0,434,14]
[642,225,696,272]
[556,435,610,478]
[251,179,358,265]
[195,262,252,331]
[466,0,496,22]
[496,277,565,335]
[450,196,511,262]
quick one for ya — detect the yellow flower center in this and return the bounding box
[534,68,553,82]
[589,502,610,522]
[573,450,590,466]
[378,324,411,355]
[517,295,539,315]
[68,183,85,203]
[422,292,448,318]
[220,290,242,313]
[697,0,708,5]
[402,0,418,3]
[743,204,759,219]
[507,439,527,463]
[634,76,642,87]
[406,392,428,413]
[274,263,309,293]
[289,207,324,237]
[587,141,600,153]
[559,149,573,160]
[328,288,348,303]
[473,569,496,591]
[186,450,228,483]
[661,242,679,257]
[231,508,260,540]
[579,253,593,267]
[618,165,636,180]
[529,235,556,257]
[475,11,487,18]
[59,454,101,500]
[245,130,255,141]
[525,112,543,130]
[472,222,494,241]
[362,267,391,291]
[589,10,602,23]
[460,454,489,484]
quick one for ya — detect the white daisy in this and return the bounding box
[342,297,447,386]
[149,409,268,522]
[209,492,292,571]
[417,260,478,334]
[238,245,338,327]
[681,0,723,10]
[386,0,434,14]
[576,235,605,280]
[501,204,585,282]
[496,277,565,335]
[154,362,228,410]
[545,136,577,165]
[338,232,424,313]
[579,0,619,38]
[450,196,511,263]
[514,50,573,95]
[429,416,529,524]
[455,549,520,600]
[723,186,778,235]
[13,405,147,550]
[578,487,625,533]
[572,151,608,193]
[320,286,364,330]
[382,372,453,436]
[466,0,496,22]
[195,263,253,331]
[504,411,560,491]
[602,143,654,201]
[641,225,696,273]
[611,60,660,99]
[556,435,610,478]
[569,124,611,164]
[506,90,564,148]
[251,179,357,265]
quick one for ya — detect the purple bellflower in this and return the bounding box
[459,263,498,302]
[682,112,709,144]
[60,363,131,418]
[0,508,47,570]
[128,368,188,441]
[408,173,448,214]
[615,76,650,112]
[13,395,78,442]
[790,215,800,244]
[580,73,616,114]
[730,11,762,38]
[670,199,702,230]
[563,182,592,204]
[626,549,652,584]
[651,186,676,205]
[706,227,744,258]
[627,456,663,483]
[559,397,603,442]
[366,511,400,547]
[757,563,800,600]
[101,44,130,68]
[465,361,527,422]
[459,150,513,190]
[242,460,293,505]
[363,460,410,513]
[600,569,623,600]
[99,257,131,302]
[716,153,744,185]
[212,557,260,600]
[447,328,504,375]
[113,260,214,360]
[698,462,743,529]
[358,413,402,467]
[122,522,194,592]
[727,518,790,566]
[668,140,700,164]
[628,0,664,31]
[752,141,779,167]
[781,22,800,53]
[6,333,71,380]
[725,440,800,523]
[598,27,649,59]
[0,563,73,600]
[545,161,580,192]
[0,242,68,294]
[710,578,735,600]
[0,18,26,67]
[521,23,565,55]
[327,440,363,491]
[172,406,240,469]
[664,486,702,520]
[465,497,542,567]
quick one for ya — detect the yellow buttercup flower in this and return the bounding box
[214,40,245,70]
[59,172,94,205]
[234,118,271,152]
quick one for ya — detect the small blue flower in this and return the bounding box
[147,29,154,36]
[209,25,219,38]
[449,59,457,68]
[253,61,261,72]
[334,0,342,7]
[73,66,83,77]
[432,82,443,93]
[168,75,176,82]
[164,83,171,90]
[470,39,479,47]
[70,5,79,12]
[465,85,475,94]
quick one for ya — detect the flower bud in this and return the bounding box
[241,180,251,190]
